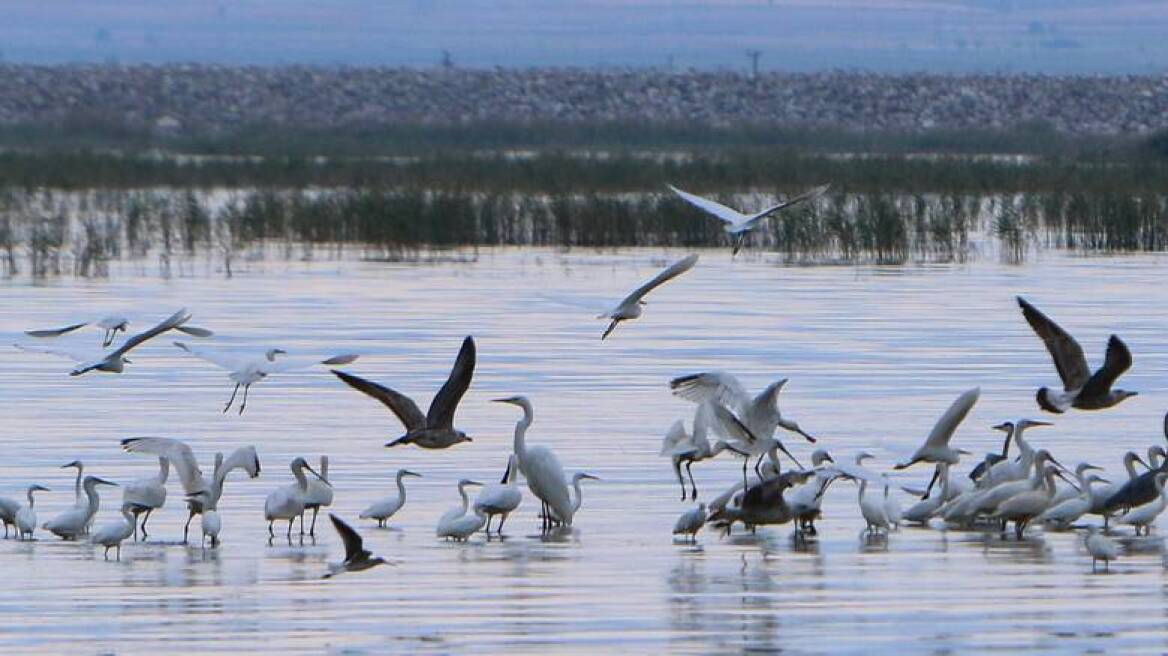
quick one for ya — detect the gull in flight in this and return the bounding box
[324,514,391,578]
[175,342,358,414]
[598,254,698,340]
[26,313,213,348]
[333,336,475,449]
[1017,296,1136,413]
[669,183,830,254]
[16,308,200,375]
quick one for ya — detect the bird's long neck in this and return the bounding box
[1000,428,1013,458]
[457,483,471,513]
[396,472,409,499]
[73,467,83,502]
[513,405,534,458]
[157,457,169,484]
[26,488,36,507]
[571,477,585,513]
[320,457,329,483]
[1148,449,1162,470]
[83,481,101,516]
[858,478,868,499]
[293,465,308,492]
[1125,454,1141,479]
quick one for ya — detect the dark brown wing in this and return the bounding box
[1079,335,1133,398]
[1017,296,1090,391]
[329,513,369,562]
[25,322,88,338]
[332,370,426,431]
[427,336,475,428]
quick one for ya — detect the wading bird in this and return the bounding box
[175,342,358,414]
[302,456,334,537]
[1037,473,1109,530]
[1017,296,1137,413]
[669,183,830,255]
[660,401,740,501]
[494,396,575,530]
[707,470,813,534]
[360,469,421,528]
[673,503,706,543]
[597,253,698,340]
[324,514,389,578]
[186,491,221,549]
[265,457,328,541]
[1116,473,1168,536]
[91,504,136,560]
[14,484,49,540]
[26,313,213,348]
[436,479,485,541]
[333,336,475,449]
[44,476,117,540]
[1085,526,1118,572]
[0,493,19,538]
[122,456,168,540]
[474,455,523,536]
[894,387,979,498]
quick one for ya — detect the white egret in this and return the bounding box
[14,484,49,540]
[978,419,1053,488]
[1050,462,1106,506]
[16,308,199,375]
[436,479,484,541]
[360,469,421,528]
[0,494,18,538]
[597,253,698,339]
[175,342,357,414]
[1085,526,1118,572]
[992,464,1071,539]
[122,456,168,541]
[903,463,951,524]
[44,476,117,540]
[567,472,599,523]
[474,456,523,536]
[673,503,706,543]
[1017,296,1136,413]
[893,387,979,498]
[1116,473,1168,536]
[324,514,390,578]
[973,450,1063,519]
[787,449,838,535]
[668,183,830,254]
[494,396,575,530]
[302,455,334,537]
[90,503,136,560]
[856,453,891,534]
[333,336,475,449]
[187,491,221,549]
[265,457,328,541]
[660,401,740,501]
[1037,474,1109,530]
[26,313,213,348]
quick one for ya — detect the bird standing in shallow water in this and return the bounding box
[1085,526,1118,572]
[360,469,421,528]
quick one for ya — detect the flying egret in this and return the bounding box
[265,457,329,541]
[91,503,136,560]
[175,342,358,414]
[493,396,575,530]
[122,456,168,541]
[893,387,979,498]
[360,469,421,528]
[1085,526,1118,572]
[121,437,261,543]
[44,476,117,540]
[324,514,390,578]
[673,503,706,543]
[302,455,334,537]
[333,336,475,449]
[1116,473,1168,536]
[1017,296,1137,413]
[597,253,698,340]
[16,308,200,375]
[186,491,221,549]
[474,455,523,536]
[436,479,485,541]
[668,183,830,254]
[661,401,740,501]
[14,484,49,540]
[26,312,213,348]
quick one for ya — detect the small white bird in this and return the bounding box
[14,484,49,540]
[360,469,422,527]
[264,457,328,541]
[43,476,117,540]
[660,402,740,501]
[669,183,830,254]
[1116,472,1168,536]
[16,308,199,375]
[902,463,950,525]
[437,479,484,541]
[302,455,334,537]
[122,456,169,541]
[175,342,358,414]
[855,453,890,534]
[26,313,213,348]
[597,253,698,340]
[673,503,706,543]
[90,503,136,560]
[1085,526,1118,572]
[474,455,523,536]
[882,479,903,531]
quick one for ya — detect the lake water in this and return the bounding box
[2,248,1168,654]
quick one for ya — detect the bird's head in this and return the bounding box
[855,451,875,465]
[991,421,1014,433]
[265,348,288,362]
[61,460,82,470]
[29,484,50,493]
[811,449,834,466]
[456,430,472,444]
[492,395,532,415]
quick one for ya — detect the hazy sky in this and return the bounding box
[3,0,1166,73]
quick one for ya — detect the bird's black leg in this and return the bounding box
[922,468,941,500]
[674,458,686,501]
[309,507,319,537]
[754,455,764,479]
[184,511,196,544]
[239,384,250,415]
[484,515,492,536]
[685,461,698,501]
[498,513,508,535]
[268,520,274,539]
[141,509,152,540]
[286,519,294,541]
[742,459,749,491]
[223,384,240,414]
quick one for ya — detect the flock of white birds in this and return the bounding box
[0,184,1159,576]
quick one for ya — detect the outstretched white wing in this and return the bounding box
[660,420,691,457]
[617,254,699,307]
[669,370,750,412]
[924,387,980,449]
[25,322,89,339]
[668,185,749,226]
[121,436,206,494]
[174,341,249,371]
[13,343,90,363]
[736,183,831,232]
[259,353,360,375]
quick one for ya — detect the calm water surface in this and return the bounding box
[2,249,1168,654]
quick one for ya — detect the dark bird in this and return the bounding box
[1103,412,1168,515]
[323,514,389,578]
[1017,296,1136,413]
[706,470,814,534]
[333,336,475,449]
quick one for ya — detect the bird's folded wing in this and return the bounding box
[668,185,747,225]
[426,336,475,429]
[1017,297,1091,391]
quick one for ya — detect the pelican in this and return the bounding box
[121,437,261,542]
[333,336,475,449]
[893,387,979,497]
[14,484,49,540]
[474,456,523,536]
[1017,296,1136,413]
[44,476,117,540]
[122,456,168,540]
[265,457,328,541]
[16,308,200,375]
[597,253,698,339]
[1116,473,1168,535]
[992,464,1071,539]
[175,342,357,414]
[660,402,740,500]
[669,183,830,254]
[1038,474,1109,530]
[91,503,136,560]
[302,456,334,537]
[436,479,484,541]
[26,313,212,348]
[324,514,390,578]
[186,491,221,548]
[1085,526,1118,572]
[670,371,814,480]
[360,469,421,527]
[673,503,706,543]
[493,396,575,530]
